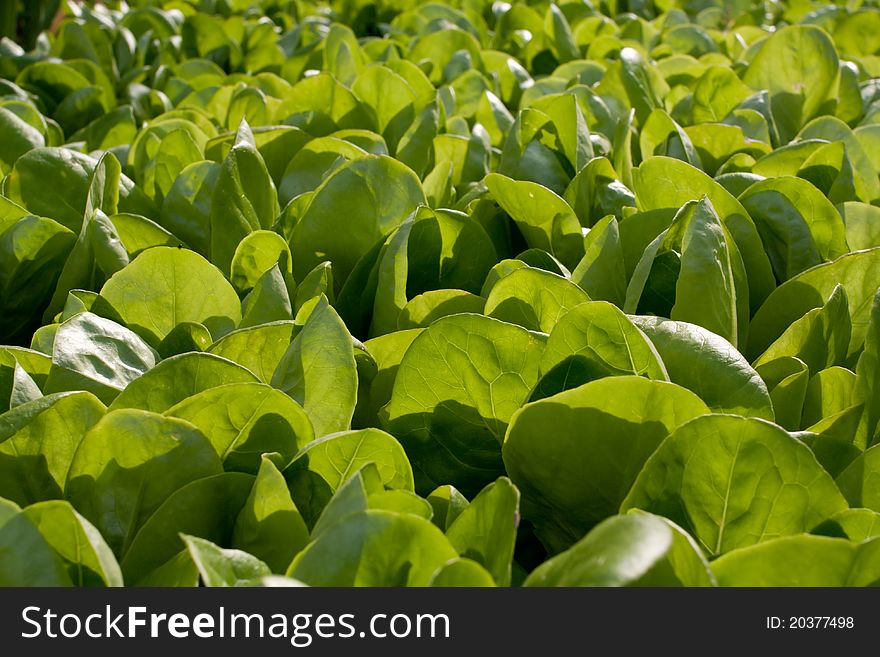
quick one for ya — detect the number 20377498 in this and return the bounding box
[766,617,854,630]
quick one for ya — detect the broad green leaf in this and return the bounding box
[753,284,851,377]
[836,445,880,513]
[839,202,880,252]
[158,321,213,358]
[165,383,313,473]
[66,409,223,556]
[232,456,309,573]
[671,198,745,347]
[183,534,270,586]
[712,535,880,587]
[801,367,857,429]
[99,246,242,347]
[0,214,76,343]
[748,247,880,360]
[240,263,294,329]
[210,121,280,275]
[564,157,635,229]
[756,356,810,431]
[288,510,457,586]
[742,26,839,143]
[427,485,470,532]
[284,428,413,527]
[160,161,219,257]
[484,266,590,333]
[0,392,105,506]
[271,296,357,437]
[813,508,880,542]
[524,513,714,587]
[0,497,72,586]
[632,156,775,313]
[691,65,752,124]
[570,216,627,307]
[381,314,545,496]
[109,352,259,413]
[290,156,425,288]
[429,558,496,587]
[208,321,295,384]
[445,477,519,586]
[534,301,667,400]
[855,290,880,449]
[230,230,292,294]
[371,207,497,336]
[23,500,122,587]
[397,290,484,329]
[120,473,254,584]
[355,329,422,429]
[44,312,158,404]
[631,317,773,418]
[485,173,584,269]
[4,147,155,233]
[622,414,848,556]
[309,464,383,539]
[739,177,848,281]
[505,377,709,554]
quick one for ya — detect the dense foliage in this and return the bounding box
[1,0,880,587]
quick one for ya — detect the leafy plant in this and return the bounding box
[0,0,879,588]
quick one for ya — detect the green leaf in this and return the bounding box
[748,247,880,360]
[210,121,280,275]
[99,246,242,347]
[23,500,122,586]
[622,414,848,556]
[288,510,457,586]
[109,352,259,413]
[160,161,219,257]
[484,266,590,333]
[672,198,746,347]
[753,284,851,377]
[183,534,270,586]
[381,314,545,496]
[742,26,840,143]
[632,156,775,313]
[813,508,880,542]
[165,382,313,474]
[230,230,292,294]
[739,177,848,281]
[855,290,880,449]
[290,155,425,288]
[485,173,585,269]
[208,321,295,384]
[445,477,519,586]
[712,535,880,587]
[429,558,496,586]
[5,147,155,233]
[232,456,309,573]
[284,428,413,528]
[570,216,627,307]
[240,263,294,329]
[66,409,223,557]
[44,312,158,404]
[524,513,714,587]
[836,445,880,513]
[0,392,105,506]
[271,296,357,437]
[0,214,76,343]
[120,473,254,584]
[0,497,72,586]
[533,301,667,400]
[505,376,708,554]
[631,316,773,419]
